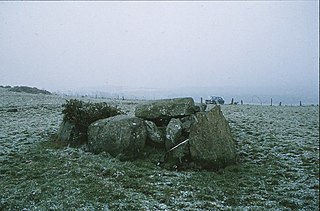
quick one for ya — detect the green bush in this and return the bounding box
[61,99,122,145]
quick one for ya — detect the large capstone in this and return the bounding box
[88,115,147,159]
[188,105,237,169]
[135,97,196,126]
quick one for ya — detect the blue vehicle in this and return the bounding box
[205,96,225,105]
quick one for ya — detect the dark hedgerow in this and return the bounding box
[61,99,122,145]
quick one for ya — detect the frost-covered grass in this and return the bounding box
[0,88,319,210]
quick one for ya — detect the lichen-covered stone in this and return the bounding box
[88,115,147,159]
[135,98,195,125]
[189,105,237,169]
[165,118,183,151]
[180,114,197,133]
[168,139,190,164]
[145,120,164,144]
[56,120,77,144]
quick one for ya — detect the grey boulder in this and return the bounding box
[195,103,207,112]
[145,120,164,145]
[88,115,147,159]
[167,139,190,164]
[56,120,79,145]
[180,114,197,134]
[188,105,237,169]
[165,118,184,151]
[135,97,196,125]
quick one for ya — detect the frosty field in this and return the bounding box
[0,88,319,210]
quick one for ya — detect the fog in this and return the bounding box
[0,1,318,104]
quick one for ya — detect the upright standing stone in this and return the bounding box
[145,120,164,145]
[56,120,78,145]
[188,105,237,169]
[165,118,183,150]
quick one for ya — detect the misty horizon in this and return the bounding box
[2,83,315,105]
[0,1,319,104]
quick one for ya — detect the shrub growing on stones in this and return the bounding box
[61,99,122,145]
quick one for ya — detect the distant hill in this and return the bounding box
[5,86,52,95]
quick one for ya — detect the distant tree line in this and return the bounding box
[0,85,52,95]
[0,85,12,89]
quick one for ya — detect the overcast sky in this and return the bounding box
[0,1,318,102]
